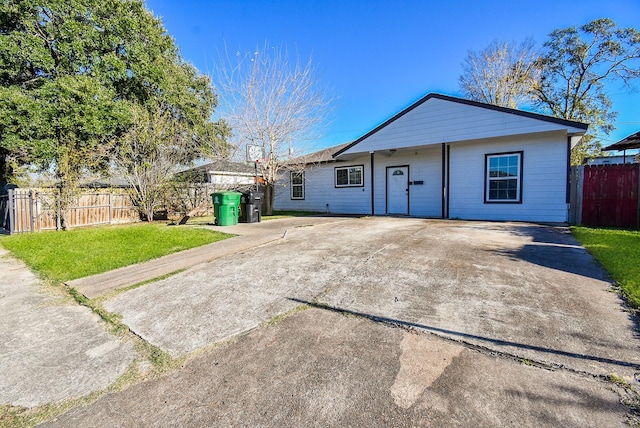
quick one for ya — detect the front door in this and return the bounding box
[386,166,409,215]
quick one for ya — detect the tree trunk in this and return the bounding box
[57,184,73,230]
[0,154,8,194]
[264,183,274,216]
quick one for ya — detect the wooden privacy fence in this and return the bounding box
[0,188,139,234]
[570,164,639,229]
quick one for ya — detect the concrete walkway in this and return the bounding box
[0,247,135,408]
[66,216,352,299]
[1,216,351,409]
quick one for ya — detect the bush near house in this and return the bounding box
[571,227,640,309]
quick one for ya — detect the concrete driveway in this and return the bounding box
[43,217,640,426]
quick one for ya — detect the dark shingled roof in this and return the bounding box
[285,142,352,165]
[605,131,640,151]
[176,160,257,181]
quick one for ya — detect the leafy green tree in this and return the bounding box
[0,0,227,226]
[532,18,640,165]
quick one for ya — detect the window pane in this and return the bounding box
[349,167,362,185]
[489,155,519,175]
[489,178,518,200]
[292,186,303,198]
[336,169,348,185]
[291,172,303,185]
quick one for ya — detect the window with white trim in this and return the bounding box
[290,171,304,199]
[335,165,363,187]
[485,152,522,203]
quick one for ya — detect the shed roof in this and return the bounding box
[605,131,640,151]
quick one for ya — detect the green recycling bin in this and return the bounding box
[211,191,241,226]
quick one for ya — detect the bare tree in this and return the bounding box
[214,42,333,214]
[111,104,227,221]
[459,38,539,108]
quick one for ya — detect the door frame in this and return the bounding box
[385,165,410,215]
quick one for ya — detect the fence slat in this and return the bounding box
[2,189,139,234]
[582,164,639,229]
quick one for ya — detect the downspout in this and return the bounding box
[370,151,375,215]
[566,137,571,204]
[441,143,446,219]
[446,144,451,218]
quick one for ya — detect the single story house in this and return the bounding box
[176,160,262,188]
[587,155,637,165]
[274,93,588,223]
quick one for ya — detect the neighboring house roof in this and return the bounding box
[176,160,257,181]
[334,93,589,158]
[605,131,640,151]
[82,176,131,188]
[587,155,637,165]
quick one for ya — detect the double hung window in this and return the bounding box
[290,172,304,199]
[485,152,522,203]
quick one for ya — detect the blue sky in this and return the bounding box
[146,0,640,152]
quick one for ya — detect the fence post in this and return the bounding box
[576,166,583,226]
[109,192,113,224]
[8,189,15,234]
[28,190,35,232]
[56,190,61,231]
[568,166,584,225]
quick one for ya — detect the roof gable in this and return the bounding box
[335,93,588,157]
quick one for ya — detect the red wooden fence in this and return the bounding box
[582,164,639,229]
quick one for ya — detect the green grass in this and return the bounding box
[571,226,640,309]
[0,223,233,283]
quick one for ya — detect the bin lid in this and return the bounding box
[212,191,242,205]
[242,191,264,203]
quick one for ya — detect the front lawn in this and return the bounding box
[571,226,640,309]
[0,223,232,284]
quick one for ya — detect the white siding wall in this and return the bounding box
[371,146,442,217]
[448,132,569,222]
[276,131,572,223]
[275,147,445,217]
[341,98,580,155]
[274,157,372,214]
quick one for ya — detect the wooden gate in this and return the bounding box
[582,164,639,229]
